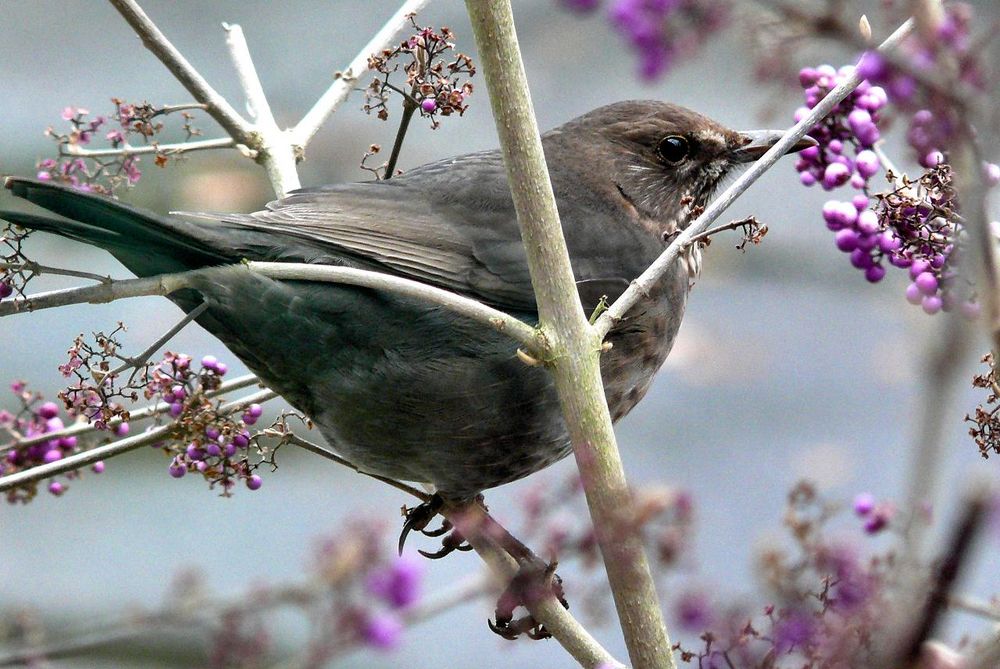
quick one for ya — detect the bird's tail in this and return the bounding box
[1,177,230,277]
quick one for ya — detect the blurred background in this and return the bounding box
[2,1,999,666]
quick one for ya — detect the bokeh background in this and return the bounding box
[2,1,999,667]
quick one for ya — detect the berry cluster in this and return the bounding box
[57,323,146,429]
[852,492,894,534]
[794,65,887,191]
[364,19,475,130]
[144,352,264,494]
[1,382,105,503]
[796,62,984,315]
[36,100,202,194]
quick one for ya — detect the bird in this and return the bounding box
[2,100,813,504]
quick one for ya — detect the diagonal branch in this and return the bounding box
[107,0,254,146]
[593,17,916,339]
[289,0,433,150]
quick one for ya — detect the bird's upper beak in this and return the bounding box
[731,130,818,163]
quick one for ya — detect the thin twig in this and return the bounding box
[383,86,419,179]
[283,432,429,501]
[0,389,276,493]
[289,0,433,149]
[107,0,253,145]
[593,17,916,339]
[62,137,238,159]
[0,260,111,284]
[685,216,761,247]
[105,301,208,378]
[948,594,1000,622]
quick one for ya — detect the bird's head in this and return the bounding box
[547,100,815,239]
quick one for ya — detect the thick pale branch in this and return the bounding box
[0,263,543,353]
[107,0,253,145]
[0,389,276,494]
[289,0,432,149]
[594,17,916,339]
[246,262,542,351]
[465,2,671,667]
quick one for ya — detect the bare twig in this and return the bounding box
[107,0,253,145]
[0,260,111,284]
[105,301,209,378]
[0,389,276,493]
[62,136,239,159]
[282,432,429,501]
[289,0,433,150]
[593,17,916,339]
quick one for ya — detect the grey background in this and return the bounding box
[2,1,999,667]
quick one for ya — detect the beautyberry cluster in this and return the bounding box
[796,63,979,316]
[560,0,728,81]
[1,382,104,503]
[37,100,201,194]
[364,19,475,130]
[145,352,264,494]
[57,323,145,429]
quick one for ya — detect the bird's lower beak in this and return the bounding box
[732,130,818,163]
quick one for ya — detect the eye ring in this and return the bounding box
[657,135,690,164]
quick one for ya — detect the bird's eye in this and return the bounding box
[657,135,690,164]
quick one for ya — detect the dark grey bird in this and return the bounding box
[2,101,811,502]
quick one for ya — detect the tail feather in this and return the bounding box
[2,177,230,276]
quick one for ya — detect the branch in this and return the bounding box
[289,0,432,149]
[223,23,301,196]
[593,17,916,339]
[465,2,670,667]
[0,389,275,493]
[107,0,254,145]
[62,136,239,159]
[244,262,543,353]
[0,261,543,353]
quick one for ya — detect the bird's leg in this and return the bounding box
[442,498,569,641]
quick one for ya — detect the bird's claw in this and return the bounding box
[488,556,568,642]
[398,494,445,555]
[417,529,474,559]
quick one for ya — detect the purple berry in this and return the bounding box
[856,210,879,235]
[92,461,105,474]
[200,355,218,371]
[922,295,943,314]
[835,229,859,252]
[854,493,875,516]
[169,461,187,478]
[247,474,263,491]
[246,403,263,418]
[823,163,851,189]
[43,449,62,464]
[855,150,880,179]
[420,98,437,113]
[865,264,886,283]
[905,283,923,305]
[169,402,184,418]
[206,443,222,457]
[114,422,130,437]
[48,481,65,496]
[914,272,938,295]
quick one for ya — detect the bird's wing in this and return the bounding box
[185,150,642,313]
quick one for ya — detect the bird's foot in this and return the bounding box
[488,554,568,641]
[398,493,477,558]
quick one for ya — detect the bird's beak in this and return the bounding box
[731,130,818,163]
